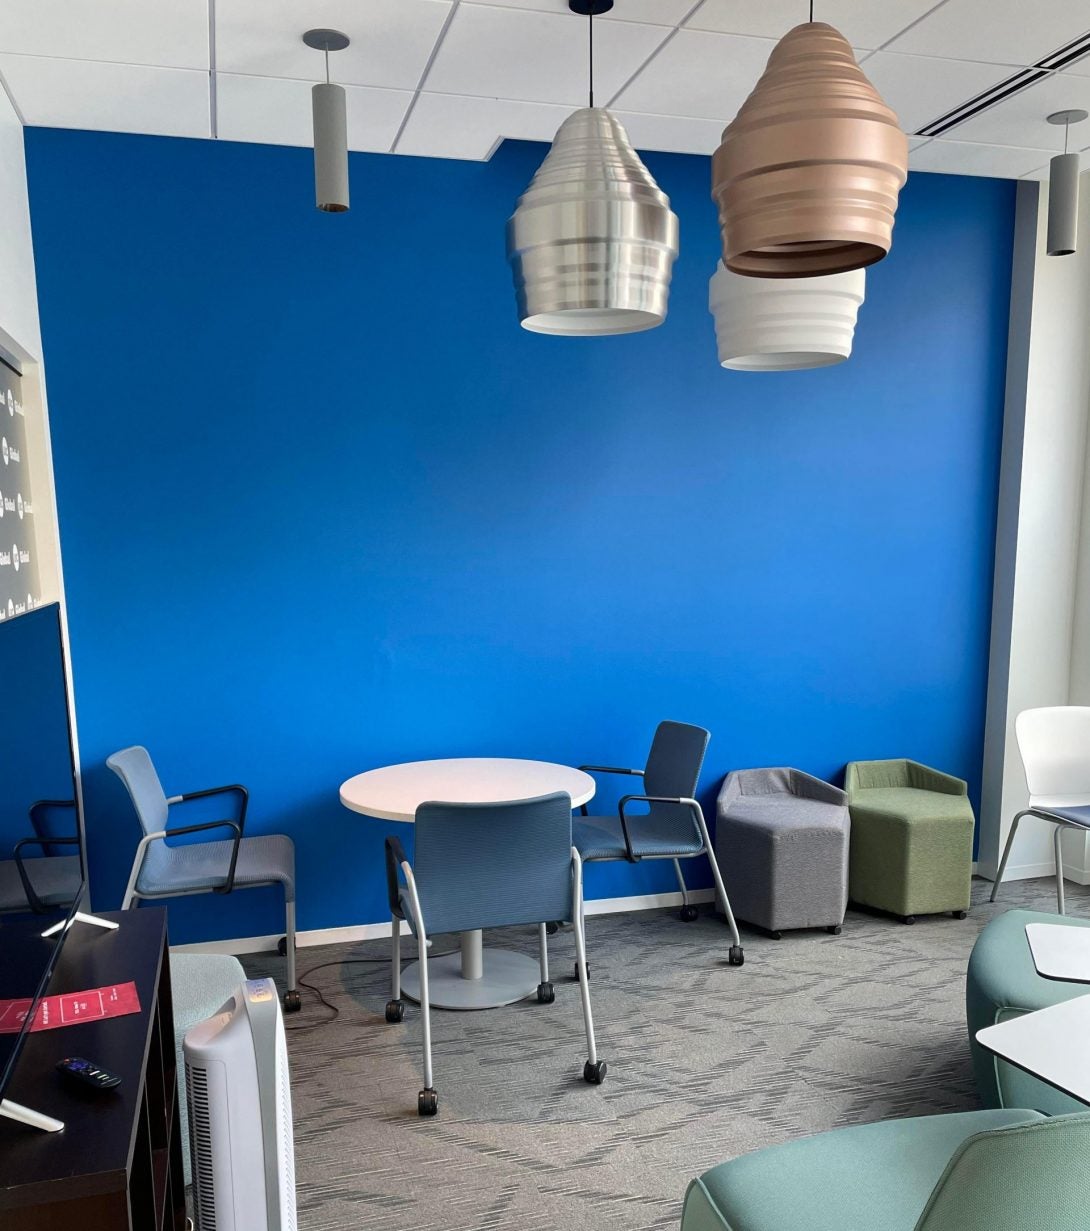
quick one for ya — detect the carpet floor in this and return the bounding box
[243,875,1085,1231]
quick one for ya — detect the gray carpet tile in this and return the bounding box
[242,876,1085,1231]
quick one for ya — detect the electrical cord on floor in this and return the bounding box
[284,949,461,1032]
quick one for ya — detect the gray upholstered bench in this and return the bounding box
[716,768,849,937]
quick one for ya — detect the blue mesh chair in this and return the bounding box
[574,720,744,966]
[385,792,604,1117]
[107,745,299,1012]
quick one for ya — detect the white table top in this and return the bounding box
[339,757,596,822]
[1026,922,1090,984]
[976,993,1090,1106]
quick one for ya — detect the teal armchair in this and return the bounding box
[682,1109,1090,1231]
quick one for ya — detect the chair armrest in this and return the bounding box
[385,835,409,920]
[384,835,426,939]
[577,765,643,815]
[907,761,968,796]
[618,794,703,863]
[160,819,243,894]
[13,836,81,914]
[167,784,249,833]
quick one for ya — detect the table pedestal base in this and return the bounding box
[401,949,541,1010]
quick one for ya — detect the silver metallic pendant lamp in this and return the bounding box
[303,28,350,213]
[506,0,679,335]
[1047,109,1087,256]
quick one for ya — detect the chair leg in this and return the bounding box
[417,926,438,1116]
[674,859,698,921]
[1055,823,1067,916]
[572,849,605,1085]
[691,809,744,965]
[385,918,405,1023]
[537,922,555,1003]
[281,899,300,1013]
[990,811,1028,902]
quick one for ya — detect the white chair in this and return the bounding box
[991,706,1090,914]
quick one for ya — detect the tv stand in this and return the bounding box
[0,908,184,1229]
[40,910,121,938]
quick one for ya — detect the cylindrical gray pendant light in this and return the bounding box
[506,0,679,335]
[1046,109,1086,257]
[303,29,350,213]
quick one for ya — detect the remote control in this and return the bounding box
[56,1057,122,1090]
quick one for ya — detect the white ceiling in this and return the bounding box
[0,0,1088,180]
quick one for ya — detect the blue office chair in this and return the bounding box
[385,791,604,1117]
[575,720,744,966]
[107,745,300,1012]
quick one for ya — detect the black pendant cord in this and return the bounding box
[1065,118,1071,154]
[588,4,595,108]
[809,0,814,21]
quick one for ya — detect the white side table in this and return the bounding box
[976,994,1090,1106]
[339,758,595,1010]
[1025,921,1090,983]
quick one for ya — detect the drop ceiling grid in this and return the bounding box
[0,0,1085,177]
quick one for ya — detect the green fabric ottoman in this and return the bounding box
[680,1109,1090,1231]
[967,908,1090,1116]
[845,759,974,921]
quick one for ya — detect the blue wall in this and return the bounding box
[24,128,1014,943]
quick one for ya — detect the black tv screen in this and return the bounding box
[0,603,85,1101]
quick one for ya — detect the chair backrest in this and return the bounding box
[915,1112,1090,1231]
[106,745,170,836]
[412,792,574,936]
[1015,707,1090,801]
[644,721,709,799]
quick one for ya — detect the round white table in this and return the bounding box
[339,758,595,1010]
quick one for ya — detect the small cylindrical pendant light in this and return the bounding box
[1046,109,1087,257]
[303,29,351,213]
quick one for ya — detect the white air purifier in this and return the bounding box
[184,978,297,1231]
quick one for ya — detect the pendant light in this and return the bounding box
[1046,109,1086,257]
[506,0,679,335]
[303,29,350,213]
[709,263,865,371]
[711,12,907,278]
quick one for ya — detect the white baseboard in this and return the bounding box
[169,888,718,958]
[977,859,1090,886]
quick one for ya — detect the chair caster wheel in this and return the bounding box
[679,905,699,922]
[953,910,968,920]
[583,1060,607,1085]
[827,925,842,935]
[385,999,405,1023]
[574,962,590,981]
[728,945,745,966]
[283,990,301,1013]
[537,982,555,1004]
[277,936,288,957]
[769,930,783,940]
[418,1088,438,1117]
[902,915,917,926]
[546,921,560,935]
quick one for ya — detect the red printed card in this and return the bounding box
[0,982,141,1034]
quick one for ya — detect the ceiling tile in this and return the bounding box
[396,92,572,160]
[215,0,452,91]
[0,0,209,70]
[0,55,209,138]
[886,0,1090,67]
[612,109,725,156]
[425,4,670,107]
[461,0,696,24]
[863,52,1017,135]
[686,0,941,51]
[215,74,411,151]
[612,29,775,121]
[908,138,1054,178]
[946,71,1090,151]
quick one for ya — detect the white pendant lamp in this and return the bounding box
[303,29,350,213]
[709,262,865,371]
[506,0,679,335]
[1046,109,1086,257]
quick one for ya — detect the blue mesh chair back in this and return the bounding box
[412,792,573,937]
[641,720,710,848]
[107,746,173,886]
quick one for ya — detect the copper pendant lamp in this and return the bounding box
[712,20,908,278]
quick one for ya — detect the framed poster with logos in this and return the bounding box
[0,358,40,621]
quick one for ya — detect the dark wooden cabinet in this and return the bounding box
[0,909,185,1230]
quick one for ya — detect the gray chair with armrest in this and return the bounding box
[574,720,744,966]
[384,791,604,1118]
[0,799,81,915]
[107,745,300,1012]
